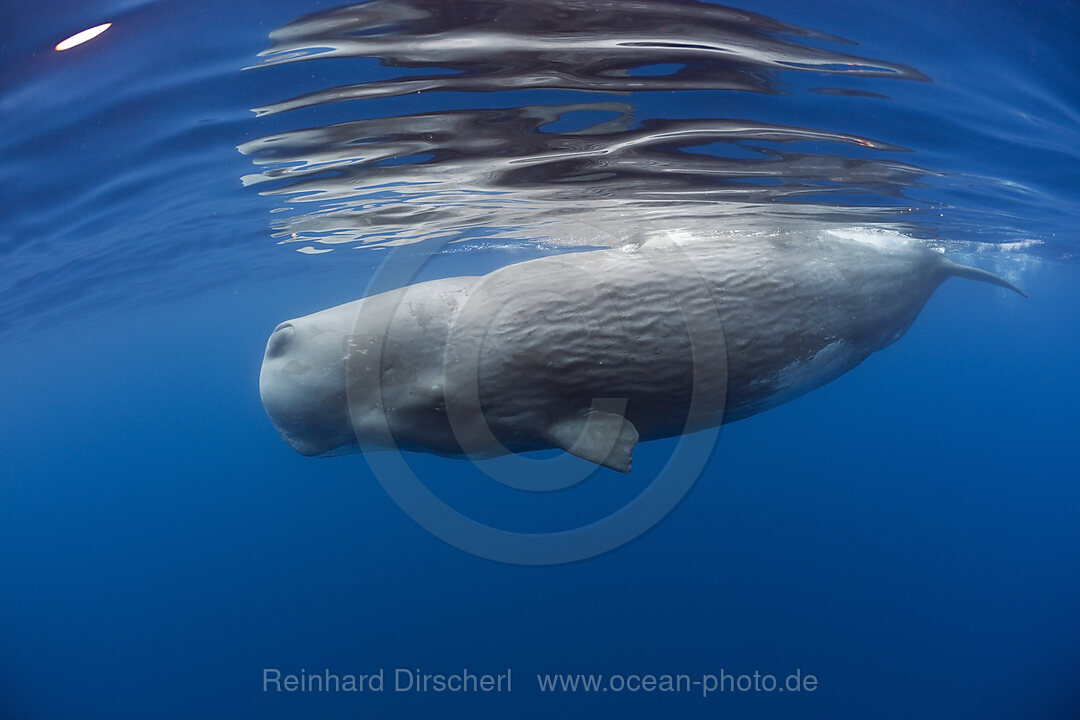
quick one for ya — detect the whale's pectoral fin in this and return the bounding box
[544,407,639,473]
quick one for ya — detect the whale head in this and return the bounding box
[259,277,482,460]
[259,305,360,457]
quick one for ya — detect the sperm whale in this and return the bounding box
[259,228,1023,472]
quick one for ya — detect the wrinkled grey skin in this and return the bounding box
[259,230,1022,472]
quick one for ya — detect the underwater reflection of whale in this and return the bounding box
[259,229,1024,472]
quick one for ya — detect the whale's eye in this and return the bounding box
[266,323,294,358]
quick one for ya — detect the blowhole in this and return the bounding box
[266,323,294,358]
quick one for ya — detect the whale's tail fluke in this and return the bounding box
[942,259,1028,298]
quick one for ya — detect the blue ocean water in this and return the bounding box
[2,1,1079,718]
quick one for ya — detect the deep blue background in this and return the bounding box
[2,1,1079,718]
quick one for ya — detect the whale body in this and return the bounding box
[259,229,1023,472]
